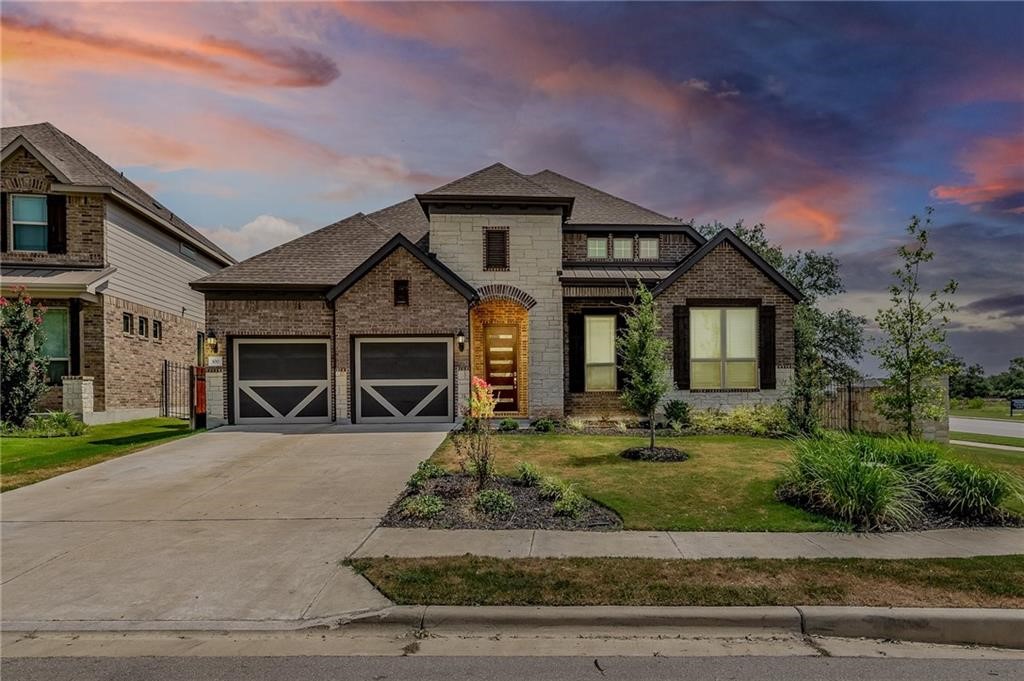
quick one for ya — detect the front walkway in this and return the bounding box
[353,527,1024,559]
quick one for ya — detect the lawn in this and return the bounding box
[946,444,1024,516]
[347,554,1024,608]
[950,399,1024,422]
[950,432,1024,449]
[1,417,197,491]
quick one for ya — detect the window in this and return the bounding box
[393,279,410,306]
[138,316,149,338]
[11,195,48,251]
[584,315,617,391]
[122,313,134,334]
[483,227,509,270]
[638,238,659,259]
[152,320,163,340]
[41,307,70,384]
[612,237,632,260]
[586,237,607,259]
[690,307,758,389]
[197,332,206,365]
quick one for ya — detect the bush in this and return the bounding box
[515,461,541,486]
[927,460,1020,519]
[408,460,447,490]
[663,400,690,428]
[538,475,565,500]
[532,417,556,433]
[0,288,50,427]
[688,405,790,437]
[967,397,985,409]
[497,418,520,432]
[12,411,87,438]
[613,420,629,433]
[474,489,515,517]
[565,416,585,432]
[553,485,589,518]
[400,494,445,519]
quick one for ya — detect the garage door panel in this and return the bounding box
[419,388,450,417]
[355,338,453,423]
[358,342,448,379]
[237,343,327,381]
[234,339,331,424]
[295,389,329,418]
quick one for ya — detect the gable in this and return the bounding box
[1,146,60,193]
[332,246,471,310]
[656,240,798,302]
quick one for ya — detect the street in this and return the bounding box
[950,417,1024,438]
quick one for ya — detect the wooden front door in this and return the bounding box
[484,325,519,413]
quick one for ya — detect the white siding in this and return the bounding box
[104,201,223,324]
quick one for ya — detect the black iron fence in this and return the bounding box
[162,360,206,428]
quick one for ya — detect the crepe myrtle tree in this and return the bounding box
[617,283,670,452]
[872,207,958,436]
[1,288,50,427]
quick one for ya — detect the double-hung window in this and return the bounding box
[11,195,48,251]
[138,316,149,338]
[586,237,607,259]
[584,315,617,391]
[690,308,758,389]
[612,237,632,260]
[638,238,659,259]
[41,307,70,384]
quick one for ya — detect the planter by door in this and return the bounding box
[233,339,331,424]
[354,337,454,423]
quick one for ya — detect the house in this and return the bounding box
[191,163,800,426]
[1,123,236,423]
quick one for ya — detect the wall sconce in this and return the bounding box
[205,333,219,355]
[456,330,466,352]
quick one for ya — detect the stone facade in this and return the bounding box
[428,208,564,416]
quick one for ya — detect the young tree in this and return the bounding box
[1,288,50,427]
[872,208,958,436]
[617,283,670,451]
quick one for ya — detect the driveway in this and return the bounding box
[0,424,448,630]
[950,416,1024,438]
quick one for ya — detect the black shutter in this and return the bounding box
[673,305,689,389]
[1,191,7,252]
[47,194,67,254]
[615,310,626,390]
[759,305,777,389]
[483,229,509,270]
[568,313,585,393]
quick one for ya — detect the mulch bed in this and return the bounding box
[381,474,622,531]
[620,446,689,462]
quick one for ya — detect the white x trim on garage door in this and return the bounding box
[354,337,453,423]
[233,338,331,424]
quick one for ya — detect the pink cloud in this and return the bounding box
[932,133,1024,213]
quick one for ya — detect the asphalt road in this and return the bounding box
[5,656,1024,681]
[950,416,1024,438]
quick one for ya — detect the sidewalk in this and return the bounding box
[352,526,1024,559]
[950,439,1024,452]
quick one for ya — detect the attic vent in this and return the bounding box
[482,227,510,271]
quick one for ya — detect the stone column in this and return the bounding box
[206,370,226,429]
[62,376,94,421]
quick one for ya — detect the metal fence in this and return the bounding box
[162,360,206,428]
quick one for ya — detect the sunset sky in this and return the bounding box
[2,2,1021,372]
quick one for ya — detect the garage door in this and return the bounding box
[354,337,453,423]
[233,339,331,424]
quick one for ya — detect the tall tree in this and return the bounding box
[617,284,670,451]
[949,357,989,399]
[989,357,1024,398]
[872,208,958,436]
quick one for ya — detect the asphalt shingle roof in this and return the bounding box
[528,169,683,226]
[1,122,235,264]
[419,162,564,198]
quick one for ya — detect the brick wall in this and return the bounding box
[471,299,529,417]
[562,297,631,418]
[1,148,105,267]
[562,231,698,262]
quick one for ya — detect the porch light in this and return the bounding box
[456,330,466,352]
[205,333,219,354]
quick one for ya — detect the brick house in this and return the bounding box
[1,123,235,423]
[192,163,801,426]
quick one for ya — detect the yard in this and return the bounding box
[1,418,197,491]
[428,433,1024,530]
[950,432,1024,449]
[950,398,1024,422]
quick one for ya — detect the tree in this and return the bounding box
[1,288,50,427]
[872,208,958,436]
[697,221,866,432]
[990,357,1024,398]
[617,283,670,451]
[949,357,989,399]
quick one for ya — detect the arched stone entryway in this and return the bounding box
[471,291,531,417]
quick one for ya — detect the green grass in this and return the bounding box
[950,399,1024,421]
[950,432,1024,449]
[347,555,1024,608]
[946,444,1024,516]
[1,418,197,491]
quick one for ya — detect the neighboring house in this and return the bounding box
[192,163,800,426]
[1,123,235,423]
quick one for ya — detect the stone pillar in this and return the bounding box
[62,376,94,420]
[335,369,350,423]
[206,370,226,429]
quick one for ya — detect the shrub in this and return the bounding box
[967,397,985,409]
[553,485,589,518]
[613,420,629,433]
[497,418,520,432]
[400,494,445,519]
[565,416,585,432]
[474,489,515,517]
[408,460,447,490]
[663,400,690,428]
[687,405,790,437]
[538,475,565,500]
[21,411,87,438]
[927,460,1020,519]
[532,417,556,433]
[515,461,541,486]
[456,378,497,490]
[0,288,50,428]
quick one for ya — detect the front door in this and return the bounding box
[484,325,519,413]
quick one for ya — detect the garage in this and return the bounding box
[233,339,331,424]
[354,337,454,423]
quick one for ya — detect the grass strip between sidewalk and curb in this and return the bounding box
[950,432,1024,449]
[346,554,1024,609]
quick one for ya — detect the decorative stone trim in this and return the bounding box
[2,176,50,193]
[474,283,538,310]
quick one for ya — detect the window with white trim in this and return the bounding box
[690,308,758,389]
[152,320,163,340]
[612,237,632,260]
[41,307,70,385]
[584,315,617,391]
[12,195,48,252]
[138,316,149,338]
[638,238,659,259]
[122,313,134,334]
[586,237,607,259]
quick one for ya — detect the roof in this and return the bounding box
[419,163,565,199]
[561,265,675,283]
[1,265,116,299]
[1,122,235,265]
[651,228,803,301]
[326,233,477,302]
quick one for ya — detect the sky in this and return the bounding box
[2,1,1022,373]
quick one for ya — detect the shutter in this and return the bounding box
[673,305,689,389]
[568,313,585,393]
[1,192,7,252]
[69,299,81,375]
[483,229,508,269]
[47,194,67,254]
[615,310,626,390]
[759,305,777,389]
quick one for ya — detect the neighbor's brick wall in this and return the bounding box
[429,208,564,416]
[1,148,105,267]
[562,232,698,263]
[334,247,470,421]
[471,299,530,417]
[655,240,796,411]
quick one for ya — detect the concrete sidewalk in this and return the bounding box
[352,526,1024,559]
[950,439,1024,452]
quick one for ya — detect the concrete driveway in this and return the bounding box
[1,424,449,630]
